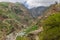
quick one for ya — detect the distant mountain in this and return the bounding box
[36,3,60,25]
[29,6,48,18]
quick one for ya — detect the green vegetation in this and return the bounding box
[16,25,38,40]
[0,2,33,40]
[0,3,21,35]
[16,12,60,40]
[41,13,60,40]
[0,2,60,40]
[24,25,38,34]
[0,2,9,8]
[16,36,29,40]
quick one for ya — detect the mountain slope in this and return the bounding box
[0,2,33,40]
[29,6,48,18]
[38,3,60,40]
[21,3,60,40]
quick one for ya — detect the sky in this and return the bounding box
[0,0,59,8]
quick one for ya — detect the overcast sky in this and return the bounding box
[0,0,59,8]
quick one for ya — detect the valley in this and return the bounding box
[0,2,60,40]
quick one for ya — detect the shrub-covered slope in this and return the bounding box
[0,2,33,40]
[39,3,60,40]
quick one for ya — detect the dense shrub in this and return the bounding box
[42,13,60,40]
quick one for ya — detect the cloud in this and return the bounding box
[25,0,59,8]
[0,0,24,3]
[0,0,59,8]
